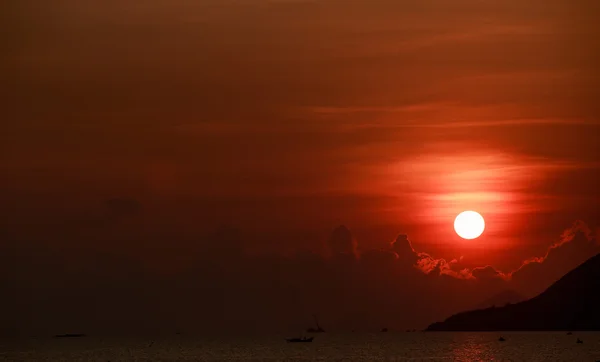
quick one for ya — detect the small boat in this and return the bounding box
[306,314,325,333]
[566,331,573,335]
[576,338,583,344]
[381,327,388,332]
[498,337,506,342]
[286,337,314,343]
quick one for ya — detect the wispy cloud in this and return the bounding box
[515,220,593,270]
[406,220,597,288]
[303,102,600,129]
[396,118,600,129]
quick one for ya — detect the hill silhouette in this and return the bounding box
[426,253,600,331]
[475,289,525,309]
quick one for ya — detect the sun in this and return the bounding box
[454,211,485,239]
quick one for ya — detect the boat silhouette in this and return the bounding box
[306,314,325,333]
[286,336,314,343]
[54,334,86,338]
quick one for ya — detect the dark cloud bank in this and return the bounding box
[0,217,596,337]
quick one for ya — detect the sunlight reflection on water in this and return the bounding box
[2,332,600,361]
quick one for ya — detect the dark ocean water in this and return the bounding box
[2,332,600,361]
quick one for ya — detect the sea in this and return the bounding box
[2,332,600,361]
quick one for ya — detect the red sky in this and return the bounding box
[2,0,600,334]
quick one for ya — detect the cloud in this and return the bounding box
[414,253,508,281]
[396,118,600,129]
[388,234,472,279]
[6,220,597,336]
[328,225,358,258]
[397,220,598,290]
[303,102,600,130]
[390,234,443,275]
[509,220,598,296]
[514,220,593,270]
[471,265,509,281]
[391,234,418,264]
[415,252,474,280]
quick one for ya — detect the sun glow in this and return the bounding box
[454,211,485,239]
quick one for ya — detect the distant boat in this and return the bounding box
[306,314,325,333]
[286,336,314,343]
[577,338,583,344]
[567,331,573,335]
[381,327,388,332]
[54,334,86,338]
[498,337,506,342]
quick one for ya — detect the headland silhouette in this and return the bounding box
[426,253,600,331]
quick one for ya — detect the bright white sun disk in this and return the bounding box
[454,211,485,239]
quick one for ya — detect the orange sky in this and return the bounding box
[3,0,600,272]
